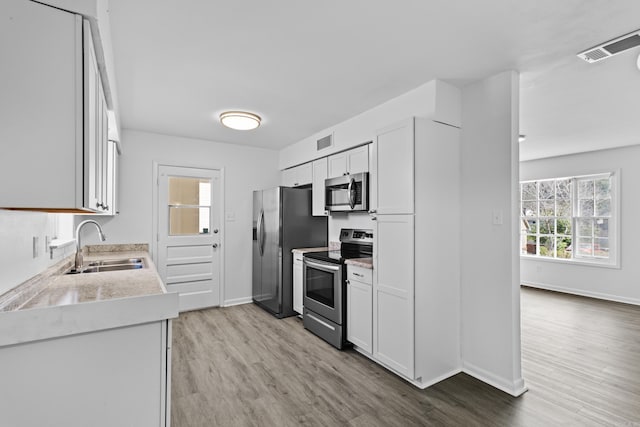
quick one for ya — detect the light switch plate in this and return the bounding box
[225,212,236,222]
[492,210,504,225]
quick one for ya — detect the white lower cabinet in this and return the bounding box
[293,253,304,314]
[0,320,172,427]
[373,214,414,378]
[346,264,372,354]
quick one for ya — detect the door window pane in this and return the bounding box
[168,176,212,236]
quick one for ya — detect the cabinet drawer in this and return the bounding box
[347,265,372,285]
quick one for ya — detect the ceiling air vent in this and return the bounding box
[578,29,640,63]
[317,134,333,151]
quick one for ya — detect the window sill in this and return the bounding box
[520,254,620,269]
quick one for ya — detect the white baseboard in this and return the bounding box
[522,281,640,306]
[462,361,528,397]
[352,347,461,390]
[414,368,463,390]
[223,296,252,307]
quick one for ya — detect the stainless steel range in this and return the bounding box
[302,228,373,349]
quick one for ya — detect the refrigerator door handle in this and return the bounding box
[257,209,265,256]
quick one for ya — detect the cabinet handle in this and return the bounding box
[353,272,364,277]
[371,217,377,221]
[294,182,299,186]
[368,210,377,214]
[346,280,350,285]
[103,205,109,211]
[212,243,219,248]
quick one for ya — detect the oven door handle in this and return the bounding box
[303,258,340,272]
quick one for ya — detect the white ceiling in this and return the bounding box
[108,0,640,160]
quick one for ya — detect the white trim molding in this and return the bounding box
[462,361,528,397]
[521,281,640,306]
[223,297,253,307]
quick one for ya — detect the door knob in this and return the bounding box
[212,243,219,248]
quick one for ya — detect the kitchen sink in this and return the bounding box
[87,258,143,267]
[66,258,146,274]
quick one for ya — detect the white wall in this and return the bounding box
[0,211,75,296]
[80,129,280,305]
[520,145,640,305]
[460,70,525,396]
[328,213,375,243]
[279,80,461,169]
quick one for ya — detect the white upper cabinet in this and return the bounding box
[104,140,119,215]
[312,157,328,216]
[327,145,369,178]
[0,0,115,213]
[84,19,111,213]
[281,162,312,188]
[373,118,414,215]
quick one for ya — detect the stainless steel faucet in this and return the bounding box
[75,220,106,270]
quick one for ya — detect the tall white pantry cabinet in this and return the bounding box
[368,111,461,387]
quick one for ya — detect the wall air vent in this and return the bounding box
[317,133,333,151]
[578,29,640,63]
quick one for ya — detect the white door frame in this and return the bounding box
[152,161,225,306]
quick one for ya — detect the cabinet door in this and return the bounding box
[281,167,296,187]
[312,158,328,216]
[347,145,369,175]
[105,140,118,215]
[0,0,82,209]
[84,20,103,212]
[282,163,312,187]
[293,256,303,314]
[375,118,414,215]
[373,214,414,378]
[328,152,348,178]
[296,162,313,187]
[347,278,372,354]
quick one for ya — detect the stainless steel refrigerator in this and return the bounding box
[253,187,327,318]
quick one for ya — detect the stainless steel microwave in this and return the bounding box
[325,172,369,212]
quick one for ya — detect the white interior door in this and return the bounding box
[157,165,221,312]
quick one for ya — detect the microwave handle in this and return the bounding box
[348,177,356,209]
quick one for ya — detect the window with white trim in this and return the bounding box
[520,173,617,265]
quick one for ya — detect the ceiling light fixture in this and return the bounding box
[519,134,526,143]
[219,111,261,130]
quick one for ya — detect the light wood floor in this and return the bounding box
[171,287,640,426]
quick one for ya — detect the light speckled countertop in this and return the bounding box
[291,247,329,254]
[0,244,178,347]
[21,250,166,310]
[345,257,373,269]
